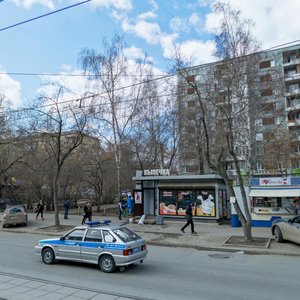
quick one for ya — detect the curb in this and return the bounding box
[2,225,300,257]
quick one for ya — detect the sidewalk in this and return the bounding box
[2,211,300,256]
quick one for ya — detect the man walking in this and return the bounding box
[36,200,45,220]
[181,202,197,234]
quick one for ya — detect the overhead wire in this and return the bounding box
[0,0,92,32]
[2,40,300,117]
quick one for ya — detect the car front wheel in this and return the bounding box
[99,255,115,273]
[42,248,55,264]
[274,226,284,243]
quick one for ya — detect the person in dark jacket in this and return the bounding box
[81,202,92,224]
[36,201,45,220]
[181,202,197,234]
[64,199,70,219]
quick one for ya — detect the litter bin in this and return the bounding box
[231,214,241,227]
[156,215,164,225]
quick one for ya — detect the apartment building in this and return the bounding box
[177,43,300,177]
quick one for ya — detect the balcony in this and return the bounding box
[284,73,300,82]
[283,57,300,66]
[287,119,300,127]
[286,103,300,111]
[286,89,300,97]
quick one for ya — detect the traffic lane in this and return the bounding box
[1,232,300,300]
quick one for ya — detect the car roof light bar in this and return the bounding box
[85,220,111,227]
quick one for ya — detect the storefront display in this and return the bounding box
[133,170,227,221]
[159,191,177,215]
[195,190,215,217]
[159,189,216,217]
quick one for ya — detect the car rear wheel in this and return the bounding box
[274,226,284,243]
[42,248,55,264]
[99,255,115,273]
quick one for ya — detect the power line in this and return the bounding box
[0,72,167,78]
[0,0,92,32]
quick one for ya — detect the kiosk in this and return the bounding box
[132,170,228,222]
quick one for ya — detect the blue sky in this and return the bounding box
[1,0,300,107]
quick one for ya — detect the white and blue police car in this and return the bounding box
[35,221,148,273]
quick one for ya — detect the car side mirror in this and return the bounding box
[288,219,293,223]
[60,236,65,241]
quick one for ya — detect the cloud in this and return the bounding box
[124,46,154,63]
[176,40,216,65]
[122,18,161,44]
[0,72,22,108]
[122,16,178,59]
[90,0,132,11]
[138,11,157,20]
[10,0,54,9]
[37,68,91,99]
[205,0,300,49]
[189,13,202,30]
[170,17,189,33]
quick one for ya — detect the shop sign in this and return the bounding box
[143,169,170,176]
[259,177,290,186]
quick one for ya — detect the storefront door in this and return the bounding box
[144,189,155,215]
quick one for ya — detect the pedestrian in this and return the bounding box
[81,201,92,224]
[181,202,197,234]
[36,200,45,220]
[64,199,70,219]
[121,198,127,218]
[118,198,123,220]
[127,192,134,216]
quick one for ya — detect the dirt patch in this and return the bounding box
[38,225,73,232]
[223,235,271,248]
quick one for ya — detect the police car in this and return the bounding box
[35,221,148,273]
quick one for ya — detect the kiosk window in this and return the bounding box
[159,191,177,215]
[253,197,281,207]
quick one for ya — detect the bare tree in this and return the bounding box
[80,34,150,198]
[31,85,88,227]
[131,72,178,171]
[174,2,261,241]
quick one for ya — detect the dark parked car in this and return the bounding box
[271,216,300,244]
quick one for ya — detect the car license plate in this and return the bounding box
[133,247,140,253]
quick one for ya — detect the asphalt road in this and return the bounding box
[1,231,300,300]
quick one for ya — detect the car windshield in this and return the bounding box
[113,227,141,242]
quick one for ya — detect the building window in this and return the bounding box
[275,101,283,110]
[259,60,275,69]
[275,117,282,125]
[256,133,263,141]
[292,160,300,168]
[261,88,273,97]
[255,147,265,155]
[289,83,299,93]
[188,100,196,108]
[187,87,195,95]
[262,102,274,111]
[186,75,195,82]
[256,162,264,170]
[260,74,272,82]
[255,119,263,126]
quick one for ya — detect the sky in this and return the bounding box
[0,0,300,108]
